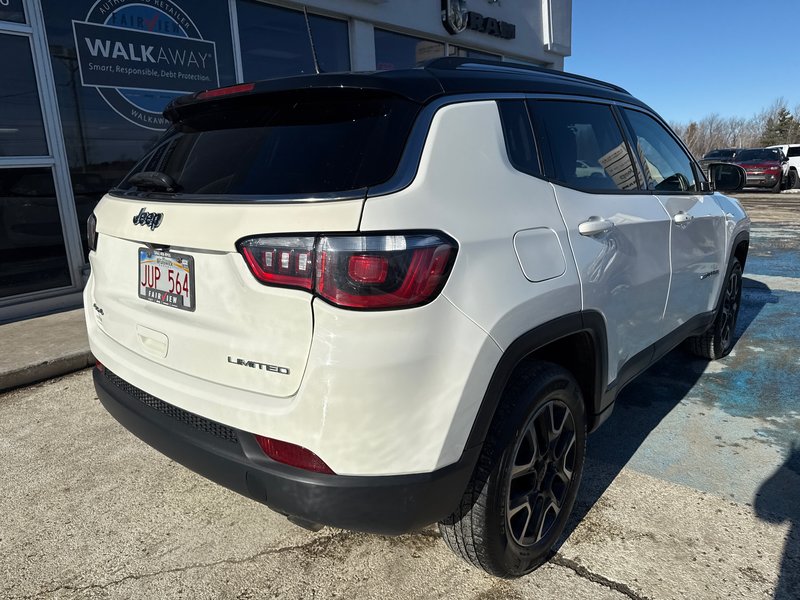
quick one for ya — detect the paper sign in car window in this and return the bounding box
[599,143,637,190]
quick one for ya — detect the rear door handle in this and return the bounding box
[578,217,614,236]
[673,211,694,225]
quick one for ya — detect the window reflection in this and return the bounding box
[0,34,48,157]
[448,45,500,61]
[375,29,444,70]
[41,0,237,259]
[0,168,71,298]
[0,0,25,24]
[237,1,349,80]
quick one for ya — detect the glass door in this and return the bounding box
[0,0,85,320]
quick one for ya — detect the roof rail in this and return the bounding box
[422,57,630,95]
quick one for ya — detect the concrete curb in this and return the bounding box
[0,351,95,393]
[0,308,94,394]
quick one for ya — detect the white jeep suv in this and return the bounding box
[85,58,750,578]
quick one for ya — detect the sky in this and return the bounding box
[565,0,800,125]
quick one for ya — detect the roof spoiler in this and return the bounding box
[163,70,444,124]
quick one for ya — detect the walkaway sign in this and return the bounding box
[73,22,217,94]
[72,0,219,130]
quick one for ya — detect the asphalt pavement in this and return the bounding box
[0,192,798,599]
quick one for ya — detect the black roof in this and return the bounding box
[164,57,650,122]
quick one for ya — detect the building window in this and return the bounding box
[0,34,47,157]
[41,0,237,259]
[0,168,71,298]
[375,29,444,70]
[237,1,349,81]
[0,0,25,24]
[448,46,501,61]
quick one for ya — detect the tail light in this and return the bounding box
[238,232,457,310]
[255,435,334,474]
[196,82,255,100]
[239,236,315,290]
[87,213,98,252]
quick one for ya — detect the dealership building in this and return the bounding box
[0,0,572,322]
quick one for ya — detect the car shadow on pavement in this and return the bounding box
[558,277,776,559]
[754,443,800,599]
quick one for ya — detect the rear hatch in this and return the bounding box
[89,86,422,398]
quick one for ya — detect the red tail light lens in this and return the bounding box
[196,82,254,100]
[255,435,334,474]
[239,237,315,290]
[347,255,389,284]
[238,232,457,309]
[317,234,456,309]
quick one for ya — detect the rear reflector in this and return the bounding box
[238,232,457,310]
[255,435,335,474]
[196,82,255,100]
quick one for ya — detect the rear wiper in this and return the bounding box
[126,171,181,193]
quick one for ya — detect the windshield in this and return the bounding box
[736,149,781,162]
[116,92,419,197]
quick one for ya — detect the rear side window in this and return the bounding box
[529,100,638,192]
[117,92,419,197]
[788,146,800,158]
[497,100,540,177]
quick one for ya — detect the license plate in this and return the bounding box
[138,248,195,311]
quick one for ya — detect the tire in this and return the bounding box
[789,169,798,190]
[438,362,587,578]
[687,258,743,360]
[771,177,782,193]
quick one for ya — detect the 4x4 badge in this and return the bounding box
[133,208,164,230]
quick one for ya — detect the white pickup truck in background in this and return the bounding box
[767,144,800,189]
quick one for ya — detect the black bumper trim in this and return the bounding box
[93,368,480,535]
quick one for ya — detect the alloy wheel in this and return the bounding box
[505,399,577,547]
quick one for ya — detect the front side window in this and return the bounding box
[530,100,638,192]
[624,109,698,192]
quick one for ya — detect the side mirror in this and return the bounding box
[707,163,746,192]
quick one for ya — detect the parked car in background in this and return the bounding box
[766,144,800,189]
[733,147,788,192]
[699,148,740,172]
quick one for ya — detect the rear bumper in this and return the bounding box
[93,366,480,535]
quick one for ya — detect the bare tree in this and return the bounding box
[672,97,800,157]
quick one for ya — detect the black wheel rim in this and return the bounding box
[719,266,742,352]
[505,399,577,547]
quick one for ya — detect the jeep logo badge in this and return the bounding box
[133,208,164,230]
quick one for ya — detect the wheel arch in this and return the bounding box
[733,230,749,269]
[464,311,609,451]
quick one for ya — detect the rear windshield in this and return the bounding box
[704,149,735,159]
[736,148,781,162]
[116,92,419,197]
